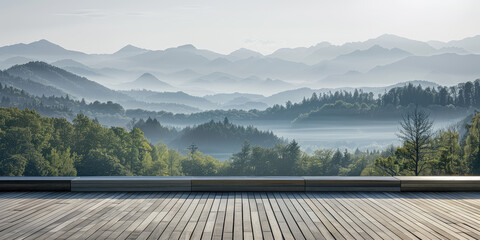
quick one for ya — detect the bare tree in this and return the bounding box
[397,107,434,176]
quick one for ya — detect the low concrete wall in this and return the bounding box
[0,177,73,191]
[0,176,479,192]
[70,176,191,192]
[191,177,305,192]
[396,176,480,192]
[305,176,400,192]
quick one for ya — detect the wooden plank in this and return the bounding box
[146,192,192,240]
[254,192,273,240]
[284,192,327,240]
[258,193,282,240]
[306,192,358,239]
[233,192,243,240]
[212,193,228,240]
[189,192,216,240]
[266,192,295,240]
[272,192,306,240]
[248,192,263,240]
[289,193,334,240]
[0,191,479,239]
[223,192,235,240]
[201,193,222,240]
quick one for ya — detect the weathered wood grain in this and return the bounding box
[0,191,479,239]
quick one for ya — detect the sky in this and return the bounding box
[1,0,479,55]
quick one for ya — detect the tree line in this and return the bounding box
[127,80,480,125]
[132,116,286,153]
[1,107,480,177]
[374,108,480,176]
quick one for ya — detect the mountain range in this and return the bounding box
[0,34,479,97]
[0,61,447,114]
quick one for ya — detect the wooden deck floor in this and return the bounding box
[0,192,480,239]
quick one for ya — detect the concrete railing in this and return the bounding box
[1,176,480,192]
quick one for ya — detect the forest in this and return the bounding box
[1,107,480,176]
[2,72,479,127]
[127,80,480,124]
[0,82,128,126]
[133,117,285,153]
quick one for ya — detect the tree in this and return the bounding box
[230,140,251,175]
[76,149,130,176]
[464,113,480,174]
[397,107,434,175]
[374,156,400,176]
[277,140,300,175]
[0,155,27,176]
[433,130,465,175]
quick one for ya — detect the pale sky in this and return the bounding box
[1,0,479,55]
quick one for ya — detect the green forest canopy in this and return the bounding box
[1,107,480,176]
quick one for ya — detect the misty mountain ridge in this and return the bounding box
[186,72,293,95]
[308,45,413,76]
[0,39,86,61]
[0,70,67,97]
[117,73,175,91]
[1,34,480,95]
[113,44,150,56]
[428,35,480,54]
[0,56,35,70]
[204,92,265,105]
[318,53,480,87]
[121,89,218,110]
[227,48,264,61]
[5,61,128,101]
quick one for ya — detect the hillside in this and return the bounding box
[6,61,129,101]
[119,73,175,91]
[168,118,286,153]
[0,70,67,97]
[121,90,218,110]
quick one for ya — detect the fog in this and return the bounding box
[180,116,466,161]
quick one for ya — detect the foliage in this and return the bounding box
[374,112,480,176]
[0,107,166,176]
[0,82,127,126]
[3,107,480,177]
[169,117,286,153]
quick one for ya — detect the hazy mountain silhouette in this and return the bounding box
[113,44,150,56]
[127,45,211,69]
[204,92,265,105]
[188,72,293,95]
[343,34,437,55]
[0,39,86,61]
[320,53,480,86]
[51,59,103,77]
[428,35,480,54]
[227,48,264,61]
[1,35,479,94]
[308,45,412,76]
[0,70,67,97]
[0,56,34,69]
[269,42,333,64]
[119,73,174,91]
[121,90,218,110]
[6,61,127,101]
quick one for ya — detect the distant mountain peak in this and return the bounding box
[114,44,148,55]
[368,44,385,50]
[34,39,52,44]
[133,72,172,87]
[28,39,64,49]
[229,48,263,57]
[375,33,406,41]
[313,41,332,48]
[177,44,196,50]
[136,72,159,81]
